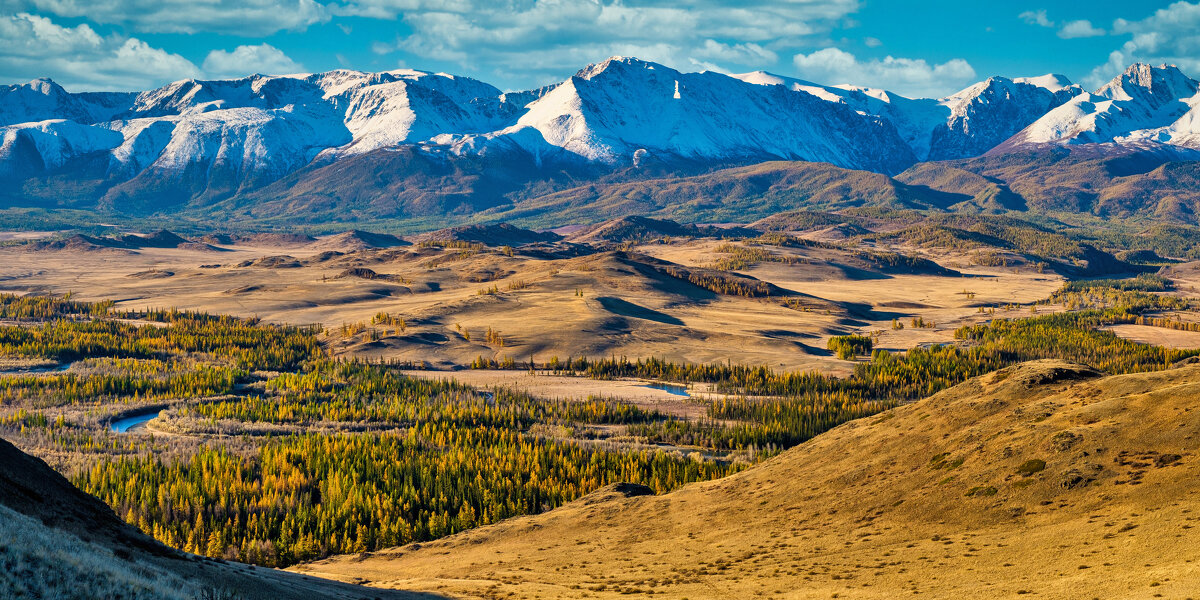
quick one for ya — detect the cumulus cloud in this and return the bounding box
[792,47,976,97]
[1058,19,1104,39]
[0,12,199,90]
[29,0,328,36]
[356,0,859,89]
[1019,9,1054,28]
[1083,1,1200,89]
[202,44,305,79]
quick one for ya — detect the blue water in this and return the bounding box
[110,409,159,433]
[642,382,690,397]
[0,362,73,374]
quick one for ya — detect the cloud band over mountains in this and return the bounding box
[0,1,1198,97]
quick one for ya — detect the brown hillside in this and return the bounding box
[411,223,562,246]
[299,360,1200,599]
[311,229,410,252]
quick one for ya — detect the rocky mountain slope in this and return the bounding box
[731,70,1081,161]
[998,63,1200,157]
[298,360,1200,599]
[432,57,917,173]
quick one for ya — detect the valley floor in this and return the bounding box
[2,220,1199,600]
[297,361,1200,599]
[0,232,1064,377]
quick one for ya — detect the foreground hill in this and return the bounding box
[0,436,431,600]
[299,360,1200,599]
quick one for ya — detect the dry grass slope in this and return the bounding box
[300,360,1200,599]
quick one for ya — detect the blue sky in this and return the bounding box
[1,0,1197,97]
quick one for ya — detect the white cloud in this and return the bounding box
[695,39,778,65]
[1058,19,1104,39]
[792,47,976,97]
[1019,9,1054,28]
[30,0,328,36]
[201,44,305,79]
[353,0,859,89]
[1020,9,1105,39]
[1083,1,1200,89]
[863,37,882,48]
[0,12,198,91]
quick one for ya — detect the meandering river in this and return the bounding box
[109,409,160,433]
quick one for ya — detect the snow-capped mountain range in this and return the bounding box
[995,63,1200,156]
[1,57,1197,207]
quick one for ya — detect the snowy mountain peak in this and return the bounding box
[2,58,1197,208]
[945,75,1079,104]
[0,77,114,127]
[996,63,1200,155]
[25,78,63,95]
[1095,63,1198,103]
[574,56,663,81]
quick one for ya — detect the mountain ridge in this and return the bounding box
[4,58,1200,225]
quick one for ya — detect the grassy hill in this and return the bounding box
[299,359,1200,599]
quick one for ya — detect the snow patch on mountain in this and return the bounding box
[444,57,917,173]
[1000,64,1200,154]
[0,119,123,171]
[732,70,1082,161]
[1,57,1196,206]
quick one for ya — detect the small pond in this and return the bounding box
[642,382,690,397]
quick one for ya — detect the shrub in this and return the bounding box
[1016,459,1047,476]
[828,335,873,360]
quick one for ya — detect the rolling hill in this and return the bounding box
[299,360,1200,599]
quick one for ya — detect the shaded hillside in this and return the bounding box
[300,360,1200,599]
[860,213,1136,276]
[896,162,1026,211]
[192,158,964,229]
[910,150,1200,224]
[565,216,755,243]
[411,223,562,246]
[28,229,215,253]
[478,160,966,228]
[213,151,1200,230]
[11,148,1200,233]
[222,146,570,225]
[310,229,410,252]
[0,436,432,600]
[751,209,865,233]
